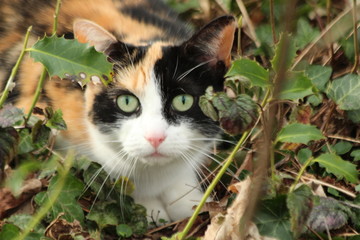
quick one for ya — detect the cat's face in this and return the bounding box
[75,16,236,171]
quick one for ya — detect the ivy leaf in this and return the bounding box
[34,173,85,223]
[313,153,358,183]
[305,65,332,92]
[116,224,133,238]
[280,72,314,101]
[199,87,258,135]
[276,123,325,144]
[327,74,360,110]
[225,58,270,88]
[87,201,121,229]
[29,35,113,87]
[287,185,314,237]
[271,33,297,73]
[294,18,320,49]
[0,105,24,128]
[308,197,350,232]
[254,195,293,240]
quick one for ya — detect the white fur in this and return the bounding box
[85,70,212,223]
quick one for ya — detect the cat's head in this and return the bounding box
[73,16,236,170]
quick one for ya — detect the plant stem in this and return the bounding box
[270,0,277,44]
[237,16,243,56]
[24,69,47,122]
[24,0,62,123]
[289,157,313,192]
[0,26,32,109]
[15,152,74,240]
[177,132,248,240]
[351,0,359,73]
[52,0,62,34]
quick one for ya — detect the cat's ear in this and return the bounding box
[73,19,117,52]
[182,16,236,67]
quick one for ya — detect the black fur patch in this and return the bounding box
[154,46,226,137]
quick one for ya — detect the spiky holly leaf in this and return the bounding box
[276,123,325,144]
[225,58,270,88]
[28,35,113,87]
[313,153,358,184]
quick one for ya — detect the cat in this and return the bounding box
[0,0,236,223]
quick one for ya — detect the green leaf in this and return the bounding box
[45,108,67,130]
[305,65,332,92]
[313,153,358,183]
[271,33,297,73]
[116,224,133,238]
[327,74,360,110]
[307,197,350,232]
[0,224,20,240]
[199,87,258,135]
[333,141,352,155]
[294,18,320,49]
[347,109,360,123]
[87,201,121,229]
[297,148,312,165]
[287,185,313,237]
[307,94,323,107]
[29,35,113,87]
[225,58,270,88]
[34,173,85,223]
[255,195,293,240]
[6,214,45,234]
[351,149,360,161]
[276,123,325,144]
[280,72,314,100]
[0,105,24,128]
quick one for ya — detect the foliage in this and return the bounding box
[1,0,360,239]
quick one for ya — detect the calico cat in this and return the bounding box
[0,0,236,222]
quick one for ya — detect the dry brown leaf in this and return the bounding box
[0,178,42,218]
[203,177,252,240]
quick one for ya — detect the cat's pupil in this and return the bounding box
[181,96,186,105]
[125,96,130,105]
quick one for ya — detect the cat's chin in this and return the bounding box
[138,154,176,166]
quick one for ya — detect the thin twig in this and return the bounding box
[0,26,32,108]
[235,0,261,47]
[292,4,360,70]
[351,0,359,73]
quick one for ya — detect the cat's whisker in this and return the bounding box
[188,138,237,145]
[187,145,240,181]
[176,60,212,82]
[171,56,179,79]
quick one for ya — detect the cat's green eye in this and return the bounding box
[116,95,139,113]
[172,94,194,112]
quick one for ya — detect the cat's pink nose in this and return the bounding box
[145,134,166,148]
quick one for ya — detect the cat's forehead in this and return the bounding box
[112,42,169,95]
